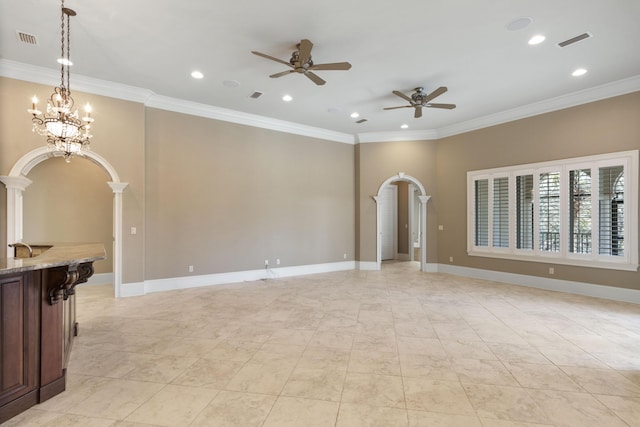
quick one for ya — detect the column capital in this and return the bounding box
[418,195,431,204]
[0,175,32,191]
[107,182,129,194]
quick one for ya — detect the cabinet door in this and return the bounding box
[0,272,38,406]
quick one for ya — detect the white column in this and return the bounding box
[418,195,431,272]
[373,195,381,270]
[0,175,33,255]
[107,182,129,298]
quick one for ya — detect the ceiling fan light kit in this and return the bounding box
[252,38,352,86]
[384,86,457,119]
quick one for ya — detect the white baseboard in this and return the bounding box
[121,261,356,297]
[117,261,640,305]
[437,264,640,304]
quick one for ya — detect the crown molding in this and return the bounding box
[0,59,354,144]
[2,59,637,145]
[435,75,640,139]
[357,129,439,143]
[146,95,355,144]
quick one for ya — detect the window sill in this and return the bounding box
[467,249,639,272]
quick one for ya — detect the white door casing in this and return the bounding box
[1,147,128,298]
[380,185,397,260]
[373,173,431,272]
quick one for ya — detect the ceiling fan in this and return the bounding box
[384,86,456,118]
[251,39,352,86]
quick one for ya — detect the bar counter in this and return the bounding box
[0,242,106,423]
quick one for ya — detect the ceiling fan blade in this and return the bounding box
[298,39,313,65]
[310,62,352,71]
[270,70,295,78]
[424,86,448,103]
[251,51,293,67]
[426,103,456,109]
[383,106,412,110]
[304,71,326,85]
[414,106,423,118]
[392,90,412,103]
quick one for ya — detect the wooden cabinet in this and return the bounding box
[0,259,96,423]
[0,271,39,420]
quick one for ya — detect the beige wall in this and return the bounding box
[2,74,639,294]
[144,108,355,279]
[22,157,113,274]
[436,92,640,290]
[0,77,146,283]
[356,140,439,263]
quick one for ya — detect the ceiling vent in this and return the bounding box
[16,31,38,46]
[557,32,591,48]
[249,91,263,99]
[356,118,368,124]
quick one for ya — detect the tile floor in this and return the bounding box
[6,262,640,426]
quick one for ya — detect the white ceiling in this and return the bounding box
[2,0,639,139]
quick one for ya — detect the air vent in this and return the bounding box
[249,91,263,99]
[355,119,368,124]
[557,32,591,48]
[16,31,38,45]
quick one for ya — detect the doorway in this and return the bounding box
[374,173,430,272]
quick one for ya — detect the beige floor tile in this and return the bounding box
[560,366,640,396]
[441,339,496,360]
[66,378,165,420]
[225,361,294,394]
[348,349,402,375]
[10,265,640,426]
[451,358,519,386]
[170,358,245,388]
[504,362,584,391]
[595,394,640,426]
[125,384,218,426]
[463,383,550,424]
[281,366,346,401]
[338,403,409,426]
[262,396,339,427]
[404,377,475,415]
[407,410,483,426]
[190,390,276,427]
[342,372,406,409]
[308,330,355,349]
[2,409,116,427]
[200,339,262,362]
[527,389,628,427]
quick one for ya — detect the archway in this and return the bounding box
[373,173,430,272]
[1,147,128,298]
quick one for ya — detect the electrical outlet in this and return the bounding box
[265,259,269,267]
[438,225,444,231]
[276,259,280,265]
[449,256,453,263]
[343,253,347,259]
[131,226,137,235]
[188,265,194,273]
[549,267,554,275]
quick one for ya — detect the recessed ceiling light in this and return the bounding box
[191,71,204,79]
[401,124,409,129]
[506,17,533,31]
[282,94,293,102]
[528,35,546,45]
[572,68,587,77]
[350,112,359,118]
[57,58,72,66]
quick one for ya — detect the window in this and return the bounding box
[467,150,638,271]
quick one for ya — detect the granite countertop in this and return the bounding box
[0,242,106,274]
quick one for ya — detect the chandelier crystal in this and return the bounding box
[28,0,94,163]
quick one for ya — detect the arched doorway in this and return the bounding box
[1,147,128,298]
[373,173,430,272]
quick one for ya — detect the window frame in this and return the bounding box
[466,150,639,272]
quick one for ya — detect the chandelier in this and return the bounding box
[27,0,94,163]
